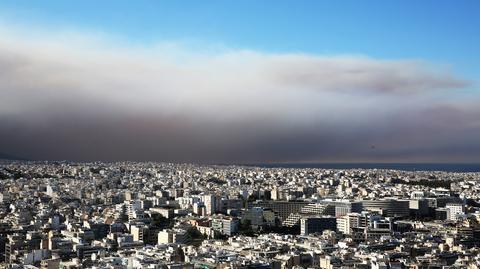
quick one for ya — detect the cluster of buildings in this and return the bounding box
[1,161,480,268]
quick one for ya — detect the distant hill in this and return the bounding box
[0,152,28,161]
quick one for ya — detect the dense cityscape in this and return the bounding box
[1,161,480,268]
[1,0,480,268]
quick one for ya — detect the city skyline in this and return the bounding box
[2,2,480,268]
[0,1,479,163]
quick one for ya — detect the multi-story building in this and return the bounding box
[361,199,410,217]
[158,229,188,245]
[202,195,218,216]
[446,203,464,221]
[300,216,337,236]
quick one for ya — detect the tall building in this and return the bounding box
[130,225,148,243]
[337,213,361,235]
[446,203,464,221]
[337,212,382,235]
[125,200,142,220]
[202,195,218,215]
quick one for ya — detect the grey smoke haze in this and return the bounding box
[0,27,479,163]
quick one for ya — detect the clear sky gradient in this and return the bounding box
[1,0,479,76]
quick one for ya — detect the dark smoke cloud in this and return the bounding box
[0,26,478,163]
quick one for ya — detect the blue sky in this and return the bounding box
[0,0,479,78]
[1,1,480,163]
